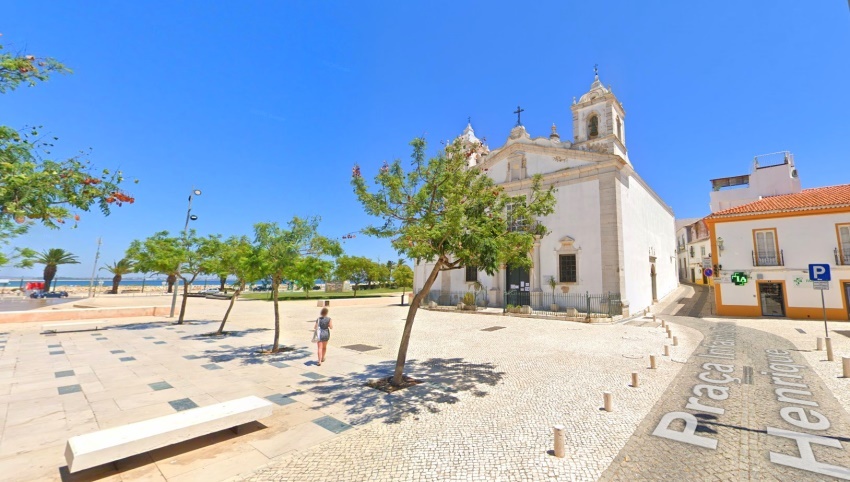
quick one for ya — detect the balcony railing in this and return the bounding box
[835,248,850,266]
[752,250,784,267]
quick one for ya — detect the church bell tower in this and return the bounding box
[570,67,629,163]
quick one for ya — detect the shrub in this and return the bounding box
[462,292,476,306]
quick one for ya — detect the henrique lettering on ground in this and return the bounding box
[763,348,850,480]
[652,323,737,450]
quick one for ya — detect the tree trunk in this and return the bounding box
[111,274,122,294]
[219,275,227,291]
[393,257,443,386]
[177,277,190,324]
[43,265,57,292]
[271,279,281,352]
[217,283,243,334]
[166,274,176,293]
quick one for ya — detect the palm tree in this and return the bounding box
[32,248,80,291]
[100,258,135,294]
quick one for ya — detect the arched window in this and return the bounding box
[587,115,599,138]
[616,117,622,140]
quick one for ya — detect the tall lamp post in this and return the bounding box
[170,188,201,318]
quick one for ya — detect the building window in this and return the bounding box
[838,224,850,265]
[506,203,526,232]
[616,116,622,140]
[465,266,477,283]
[700,246,706,257]
[559,254,577,283]
[753,229,780,266]
[587,115,599,138]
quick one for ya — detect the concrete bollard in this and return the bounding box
[667,330,672,339]
[826,338,834,362]
[673,336,679,347]
[650,355,657,369]
[603,392,613,412]
[843,357,850,379]
[631,372,639,388]
[661,319,666,328]
[652,314,657,322]
[553,425,565,458]
[664,345,670,357]
[817,337,824,351]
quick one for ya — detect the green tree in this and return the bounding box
[212,235,262,334]
[393,263,413,297]
[334,255,371,296]
[100,258,135,294]
[254,217,341,352]
[291,256,333,298]
[0,38,135,241]
[352,137,555,385]
[28,248,80,291]
[126,231,183,315]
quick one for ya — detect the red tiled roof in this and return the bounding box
[708,184,850,218]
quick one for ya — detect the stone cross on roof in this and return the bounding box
[513,105,524,127]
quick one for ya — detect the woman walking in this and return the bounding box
[314,307,333,366]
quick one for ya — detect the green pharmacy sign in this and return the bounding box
[731,272,749,286]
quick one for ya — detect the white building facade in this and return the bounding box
[414,74,677,316]
[706,184,850,321]
[709,152,801,213]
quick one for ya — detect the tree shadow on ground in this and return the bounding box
[193,344,313,366]
[108,320,217,332]
[301,357,505,426]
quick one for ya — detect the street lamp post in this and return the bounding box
[170,188,201,318]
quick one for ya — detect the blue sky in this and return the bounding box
[2,1,849,279]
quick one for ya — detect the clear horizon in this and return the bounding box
[2,0,849,278]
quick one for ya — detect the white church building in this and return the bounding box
[413,72,677,316]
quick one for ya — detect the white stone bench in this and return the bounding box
[42,321,102,333]
[317,299,330,307]
[65,395,273,473]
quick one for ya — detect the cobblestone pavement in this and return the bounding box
[601,285,850,481]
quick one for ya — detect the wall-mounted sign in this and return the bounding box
[731,272,748,286]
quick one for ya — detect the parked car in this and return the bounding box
[252,285,270,291]
[30,291,69,299]
[198,288,222,294]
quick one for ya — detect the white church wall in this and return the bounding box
[620,176,677,312]
[537,179,603,293]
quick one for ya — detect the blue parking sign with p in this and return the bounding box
[808,264,831,281]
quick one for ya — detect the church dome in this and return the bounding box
[578,74,610,104]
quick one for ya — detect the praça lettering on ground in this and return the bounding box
[651,322,850,480]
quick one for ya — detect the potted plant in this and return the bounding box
[547,276,559,312]
[462,291,477,311]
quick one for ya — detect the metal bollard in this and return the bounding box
[843,357,850,379]
[673,336,678,347]
[631,372,639,388]
[817,337,824,351]
[603,392,613,412]
[664,345,670,357]
[650,355,657,369]
[553,425,565,458]
[826,338,834,362]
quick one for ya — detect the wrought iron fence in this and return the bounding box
[423,290,490,308]
[752,250,784,267]
[503,290,622,318]
[835,247,850,266]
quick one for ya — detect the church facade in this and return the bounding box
[413,73,677,316]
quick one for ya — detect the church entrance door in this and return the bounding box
[506,266,530,307]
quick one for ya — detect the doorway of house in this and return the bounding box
[505,266,530,306]
[759,283,786,317]
[651,264,658,303]
[691,268,695,283]
[844,282,850,319]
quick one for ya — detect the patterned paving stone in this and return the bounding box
[301,372,325,380]
[201,363,222,370]
[49,351,64,355]
[119,356,136,362]
[270,361,289,368]
[153,341,167,345]
[183,355,201,360]
[47,344,61,348]
[58,384,82,395]
[312,416,352,434]
[54,370,75,378]
[265,393,296,406]
[168,398,198,411]
[110,349,125,354]
[149,381,173,391]
[341,344,380,352]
